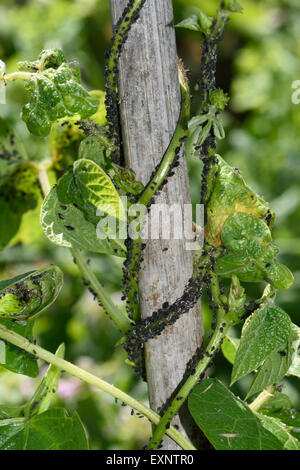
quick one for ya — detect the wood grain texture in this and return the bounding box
[109,0,203,449]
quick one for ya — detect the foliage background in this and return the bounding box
[0,0,299,449]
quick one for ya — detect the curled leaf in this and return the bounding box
[214,212,294,289]
[205,155,274,246]
[0,266,63,321]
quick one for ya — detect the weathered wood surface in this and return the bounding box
[109,0,203,449]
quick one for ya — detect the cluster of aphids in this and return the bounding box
[121,237,145,321]
[140,138,185,207]
[121,138,185,324]
[104,0,146,164]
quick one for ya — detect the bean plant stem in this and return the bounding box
[148,308,228,449]
[71,246,131,333]
[0,71,33,83]
[0,323,195,451]
[249,386,275,412]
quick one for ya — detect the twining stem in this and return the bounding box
[148,307,228,449]
[148,272,240,450]
[138,66,190,207]
[0,323,195,451]
[0,71,33,83]
[249,386,275,412]
[37,167,131,333]
[71,246,131,333]
[124,66,191,323]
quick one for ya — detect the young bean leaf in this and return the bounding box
[231,304,292,384]
[221,335,239,364]
[41,171,126,257]
[246,324,299,398]
[205,155,274,247]
[214,212,294,289]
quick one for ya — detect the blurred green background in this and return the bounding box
[0,0,299,450]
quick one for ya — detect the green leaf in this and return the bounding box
[257,413,300,449]
[287,324,300,378]
[175,15,202,32]
[231,304,292,384]
[246,323,300,398]
[188,378,300,450]
[0,319,39,377]
[261,391,293,412]
[221,0,243,13]
[221,335,239,364]
[214,212,294,289]
[73,159,126,223]
[78,137,106,168]
[261,407,300,430]
[185,126,202,159]
[209,89,230,111]
[0,265,63,321]
[176,11,214,36]
[88,89,107,126]
[0,408,88,450]
[24,343,65,417]
[21,50,98,137]
[188,115,209,129]
[212,119,225,140]
[197,10,214,36]
[41,172,126,257]
[205,155,274,247]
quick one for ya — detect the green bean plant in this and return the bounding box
[0,0,299,451]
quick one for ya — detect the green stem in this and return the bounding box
[138,67,190,207]
[148,308,228,449]
[71,246,131,333]
[1,71,33,83]
[249,386,275,412]
[0,323,195,451]
[148,272,239,450]
[124,65,190,323]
